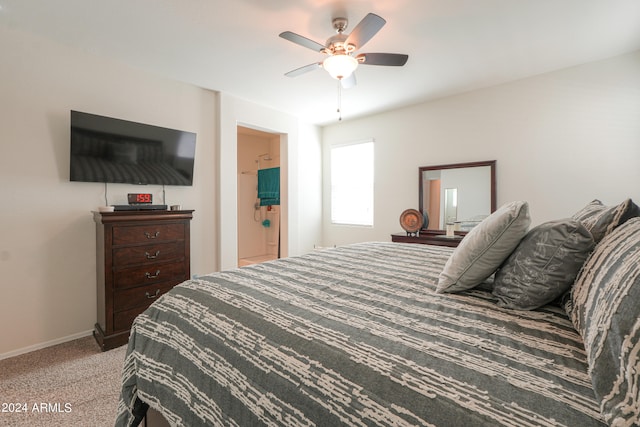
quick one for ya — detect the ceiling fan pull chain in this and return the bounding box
[337,80,342,121]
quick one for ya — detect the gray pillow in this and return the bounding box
[572,199,640,243]
[437,201,530,293]
[492,219,593,310]
[569,217,640,425]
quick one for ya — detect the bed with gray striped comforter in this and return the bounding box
[116,242,604,426]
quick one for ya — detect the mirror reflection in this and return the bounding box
[419,161,496,231]
[444,188,458,226]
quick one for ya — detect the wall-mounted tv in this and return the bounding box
[70,110,196,186]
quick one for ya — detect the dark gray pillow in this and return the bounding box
[569,218,640,425]
[492,219,594,310]
[572,199,640,243]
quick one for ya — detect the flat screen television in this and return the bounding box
[70,110,196,186]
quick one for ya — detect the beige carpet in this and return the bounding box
[0,336,126,427]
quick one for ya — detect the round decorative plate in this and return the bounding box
[399,209,424,233]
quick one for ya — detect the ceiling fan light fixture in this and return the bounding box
[323,54,358,80]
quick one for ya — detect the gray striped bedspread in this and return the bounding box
[116,242,605,426]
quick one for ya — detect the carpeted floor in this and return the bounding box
[0,336,126,427]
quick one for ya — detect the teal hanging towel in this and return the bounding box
[258,167,280,206]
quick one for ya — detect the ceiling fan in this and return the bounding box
[279,13,409,89]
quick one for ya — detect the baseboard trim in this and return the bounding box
[0,330,94,361]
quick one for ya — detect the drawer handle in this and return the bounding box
[144,231,160,239]
[145,289,161,299]
[145,270,161,279]
[145,250,161,259]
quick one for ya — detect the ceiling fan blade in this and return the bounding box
[357,53,408,66]
[341,73,357,89]
[345,13,386,50]
[279,31,325,52]
[284,62,322,78]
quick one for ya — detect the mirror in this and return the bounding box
[419,160,496,232]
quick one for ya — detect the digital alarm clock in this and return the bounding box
[127,193,153,205]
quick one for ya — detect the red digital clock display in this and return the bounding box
[128,193,153,204]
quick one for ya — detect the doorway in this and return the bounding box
[237,126,281,266]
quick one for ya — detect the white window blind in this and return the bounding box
[330,141,374,226]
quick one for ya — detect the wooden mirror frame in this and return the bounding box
[418,160,496,234]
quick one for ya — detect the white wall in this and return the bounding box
[322,51,640,246]
[295,124,324,252]
[0,26,218,357]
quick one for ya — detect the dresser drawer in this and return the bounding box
[114,282,176,313]
[114,261,187,289]
[112,223,185,246]
[113,242,184,266]
[114,308,143,332]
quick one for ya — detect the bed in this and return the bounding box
[115,200,640,427]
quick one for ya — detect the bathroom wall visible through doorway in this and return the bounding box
[237,126,281,266]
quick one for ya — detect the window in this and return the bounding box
[330,141,374,226]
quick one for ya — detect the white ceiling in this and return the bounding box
[2,0,640,125]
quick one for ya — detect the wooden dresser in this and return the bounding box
[391,231,465,248]
[93,209,194,351]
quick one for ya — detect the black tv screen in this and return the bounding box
[70,110,196,186]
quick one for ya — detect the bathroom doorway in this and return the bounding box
[237,126,281,267]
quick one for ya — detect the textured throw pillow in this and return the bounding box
[437,201,530,293]
[492,219,594,310]
[572,199,640,243]
[569,218,640,425]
